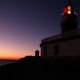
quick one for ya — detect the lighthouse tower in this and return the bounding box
[61,1,79,33]
[40,0,80,57]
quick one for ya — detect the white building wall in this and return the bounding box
[46,44,55,56]
[60,39,80,56]
[41,43,58,56]
[41,39,80,56]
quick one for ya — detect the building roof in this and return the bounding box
[40,29,80,47]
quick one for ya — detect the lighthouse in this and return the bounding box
[40,1,80,57]
[61,1,79,33]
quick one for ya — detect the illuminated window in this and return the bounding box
[54,45,59,55]
[43,47,47,56]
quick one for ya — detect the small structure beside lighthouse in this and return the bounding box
[40,1,80,56]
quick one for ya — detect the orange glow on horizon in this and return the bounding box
[0,52,34,60]
[0,35,35,60]
[0,44,34,60]
[0,53,23,60]
[0,53,33,60]
[0,48,33,60]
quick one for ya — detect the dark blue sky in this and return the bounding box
[0,0,80,58]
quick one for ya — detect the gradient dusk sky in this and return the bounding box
[0,0,80,59]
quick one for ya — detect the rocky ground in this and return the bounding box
[0,56,80,80]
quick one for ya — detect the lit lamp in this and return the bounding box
[63,6,71,15]
[68,6,71,14]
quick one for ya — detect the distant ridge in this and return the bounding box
[0,59,17,66]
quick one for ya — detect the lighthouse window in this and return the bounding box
[54,44,59,55]
[43,47,47,56]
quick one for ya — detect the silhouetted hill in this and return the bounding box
[0,56,80,79]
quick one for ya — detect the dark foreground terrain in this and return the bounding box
[0,56,80,79]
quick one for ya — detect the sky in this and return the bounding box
[0,0,80,60]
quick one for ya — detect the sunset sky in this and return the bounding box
[0,0,80,60]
